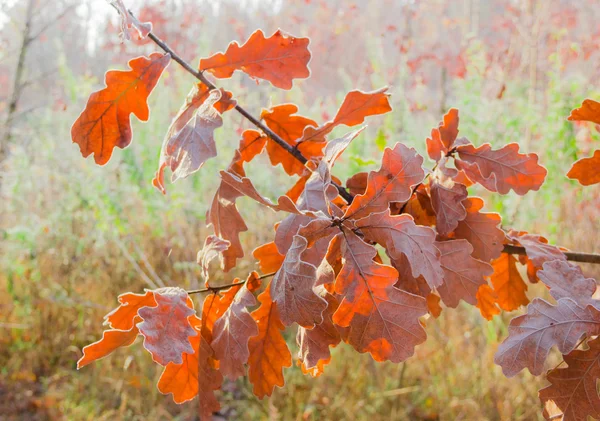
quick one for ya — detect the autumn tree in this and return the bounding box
[71,2,600,420]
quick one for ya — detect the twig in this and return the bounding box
[503,244,600,265]
[143,27,354,204]
[187,272,276,295]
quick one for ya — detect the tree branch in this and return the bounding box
[144,28,354,204]
[502,244,600,265]
[187,272,276,295]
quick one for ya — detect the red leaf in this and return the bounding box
[343,142,425,220]
[71,53,170,165]
[495,298,600,377]
[453,197,504,263]
[489,253,529,312]
[212,285,259,380]
[567,150,600,186]
[455,143,547,195]
[429,163,467,235]
[247,283,292,398]
[199,29,311,90]
[299,88,392,144]
[435,240,493,308]
[270,235,327,327]
[539,337,600,421]
[137,287,197,365]
[355,210,443,289]
[426,108,460,161]
[332,230,428,362]
[568,99,600,125]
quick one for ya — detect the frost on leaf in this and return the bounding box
[109,0,152,41]
[538,260,600,309]
[455,143,547,195]
[71,53,170,165]
[429,163,467,235]
[539,337,600,421]
[197,235,230,285]
[495,298,600,377]
[270,235,327,327]
[199,29,311,90]
[137,287,197,366]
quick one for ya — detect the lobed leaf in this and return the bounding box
[429,163,467,235]
[426,108,460,161]
[489,253,530,312]
[567,150,600,186]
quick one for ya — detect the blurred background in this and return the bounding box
[1,0,599,419]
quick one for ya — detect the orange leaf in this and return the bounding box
[247,283,292,398]
[426,108,460,161]
[453,197,504,263]
[199,29,311,90]
[568,99,600,124]
[455,143,547,195]
[77,320,140,369]
[261,104,322,175]
[476,284,500,320]
[253,242,285,274]
[426,293,442,318]
[71,53,170,165]
[238,129,267,164]
[343,142,424,220]
[567,150,600,186]
[299,88,392,144]
[489,254,529,312]
[104,290,157,330]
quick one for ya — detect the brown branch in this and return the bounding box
[187,272,276,295]
[143,27,354,204]
[502,244,600,265]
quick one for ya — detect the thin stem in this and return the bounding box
[502,244,600,265]
[187,272,277,295]
[145,29,354,204]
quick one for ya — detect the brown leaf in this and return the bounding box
[355,210,443,289]
[299,88,392,144]
[71,53,170,165]
[539,337,600,421]
[568,99,600,125]
[489,254,529,312]
[199,29,311,90]
[332,230,428,362]
[427,293,443,318]
[137,287,197,365]
[297,293,340,375]
[567,150,600,186]
[453,197,504,263]
[346,172,368,196]
[430,163,467,235]
[109,0,152,41]
[538,260,599,308]
[400,184,436,227]
[212,285,259,380]
[343,142,425,220]
[455,143,547,195]
[495,298,600,377]
[247,283,292,398]
[270,236,327,327]
[436,240,493,308]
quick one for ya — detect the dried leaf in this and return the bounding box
[104,290,157,330]
[476,284,501,320]
[436,240,493,308]
[567,150,600,186]
[109,0,152,41]
[455,143,547,195]
[453,197,504,263]
[197,235,230,285]
[568,99,600,125]
[71,53,170,165]
[538,260,599,308]
[77,321,140,369]
[495,298,600,377]
[199,29,311,89]
[426,108,460,161]
[489,253,529,312]
[137,287,197,366]
[539,337,600,421]
[253,242,285,274]
[430,163,467,235]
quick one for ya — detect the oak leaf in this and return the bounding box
[77,320,141,369]
[455,143,547,195]
[253,241,285,274]
[538,260,599,308]
[426,108,460,161]
[568,99,600,125]
[476,284,501,320]
[489,253,530,312]
[199,29,311,90]
[71,53,170,165]
[400,184,436,227]
[429,163,467,235]
[343,142,425,220]
[137,287,197,365]
[539,337,600,421]
[197,235,230,285]
[109,0,152,41]
[453,197,504,263]
[435,240,493,308]
[247,283,292,398]
[495,298,600,377]
[567,150,600,186]
[104,290,157,330]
